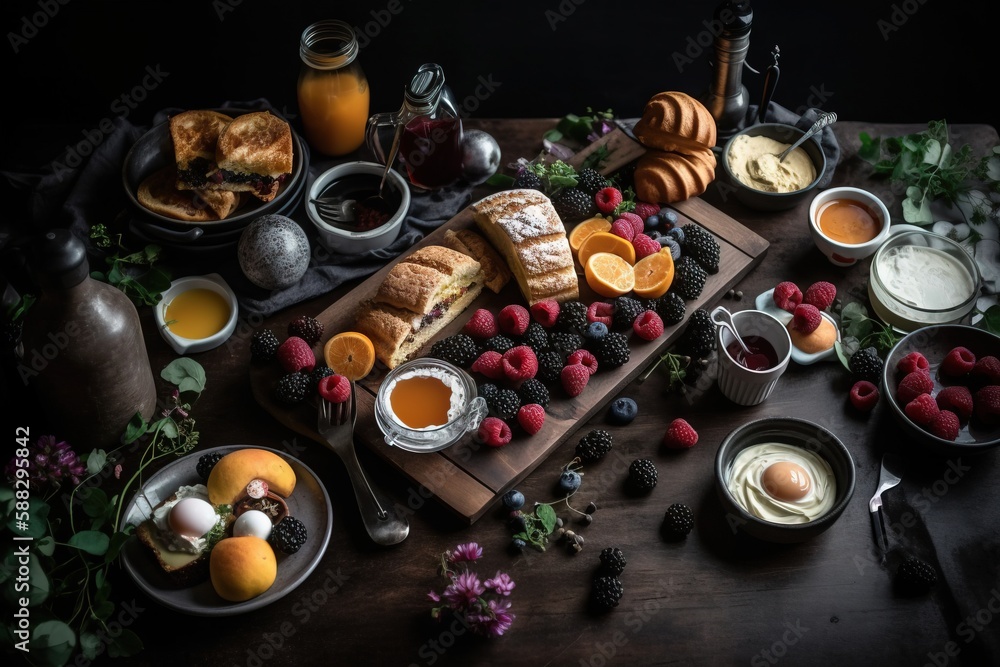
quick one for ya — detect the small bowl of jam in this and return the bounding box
[374,358,488,453]
[713,308,792,406]
[155,273,239,354]
[808,186,892,267]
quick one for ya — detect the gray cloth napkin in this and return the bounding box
[746,102,840,187]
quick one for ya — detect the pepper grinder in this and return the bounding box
[700,0,754,144]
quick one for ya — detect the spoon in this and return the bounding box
[358,122,405,219]
[776,111,837,163]
[711,306,771,371]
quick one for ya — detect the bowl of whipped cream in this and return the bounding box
[714,417,856,543]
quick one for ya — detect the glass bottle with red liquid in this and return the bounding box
[366,63,463,190]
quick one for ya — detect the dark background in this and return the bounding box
[2,0,997,177]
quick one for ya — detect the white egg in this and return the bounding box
[168,497,218,537]
[233,510,273,540]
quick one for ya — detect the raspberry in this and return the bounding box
[586,301,614,327]
[849,380,880,412]
[610,219,636,242]
[618,212,645,236]
[897,370,935,405]
[277,336,316,373]
[477,417,512,447]
[928,409,960,441]
[463,308,498,339]
[633,201,660,220]
[904,393,939,426]
[936,385,973,421]
[530,299,560,328]
[471,350,505,380]
[502,345,539,382]
[631,233,661,260]
[516,404,545,435]
[594,187,623,214]
[318,374,351,403]
[772,281,803,312]
[973,385,1000,425]
[971,356,1000,385]
[632,310,664,341]
[790,303,822,334]
[567,348,599,375]
[498,304,530,336]
[287,315,324,346]
[940,346,976,377]
[561,363,590,397]
[802,281,836,311]
[896,351,930,375]
[662,418,698,449]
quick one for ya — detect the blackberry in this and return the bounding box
[487,388,520,421]
[270,516,308,554]
[287,315,324,346]
[576,167,610,196]
[661,503,695,539]
[653,291,686,325]
[575,429,613,462]
[557,300,589,334]
[517,322,550,354]
[537,349,565,384]
[849,347,884,385]
[516,378,550,408]
[309,365,335,391]
[274,372,310,405]
[591,332,630,369]
[430,334,478,367]
[626,458,658,494]
[549,331,585,355]
[513,169,544,192]
[196,452,224,481]
[589,576,624,612]
[895,556,937,594]
[598,547,627,576]
[672,256,707,300]
[3,318,23,350]
[479,334,515,355]
[680,223,721,274]
[478,383,500,404]
[612,296,644,331]
[551,187,596,224]
[677,308,716,360]
[250,329,281,362]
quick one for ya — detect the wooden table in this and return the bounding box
[112,120,1000,666]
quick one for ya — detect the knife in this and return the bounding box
[869,452,903,558]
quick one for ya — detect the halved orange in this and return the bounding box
[323,331,375,381]
[577,231,636,268]
[568,217,612,254]
[632,251,675,299]
[585,252,635,298]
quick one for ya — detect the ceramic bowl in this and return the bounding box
[754,289,841,365]
[882,324,1000,455]
[714,417,856,543]
[719,123,826,211]
[306,161,411,254]
[155,273,238,354]
[808,187,893,267]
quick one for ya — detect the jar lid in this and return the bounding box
[404,63,446,114]
[31,229,89,289]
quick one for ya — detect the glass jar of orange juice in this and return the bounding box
[297,20,370,157]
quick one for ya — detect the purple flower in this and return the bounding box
[4,435,85,490]
[484,571,515,597]
[427,590,441,603]
[442,571,484,609]
[468,599,515,638]
[449,542,482,563]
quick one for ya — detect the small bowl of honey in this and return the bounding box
[808,186,892,267]
[374,358,488,453]
[155,273,239,354]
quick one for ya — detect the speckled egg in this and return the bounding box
[238,215,310,290]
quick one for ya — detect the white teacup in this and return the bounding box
[808,186,892,267]
[715,309,792,406]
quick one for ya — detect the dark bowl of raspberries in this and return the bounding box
[882,324,1000,455]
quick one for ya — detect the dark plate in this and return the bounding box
[120,445,332,616]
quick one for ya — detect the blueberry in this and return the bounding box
[647,230,662,240]
[659,237,681,260]
[508,510,527,531]
[502,489,525,510]
[511,537,527,550]
[660,208,679,227]
[644,214,661,230]
[607,397,638,425]
[667,227,685,244]
[585,321,609,340]
[559,470,582,494]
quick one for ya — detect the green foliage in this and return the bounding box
[543,107,615,146]
[88,225,171,307]
[835,302,902,372]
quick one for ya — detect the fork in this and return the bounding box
[869,452,903,558]
[309,197,357,224]
[317,383,409,545]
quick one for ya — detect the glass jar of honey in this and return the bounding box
[297,20,370,157]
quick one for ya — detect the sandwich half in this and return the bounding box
[355,245,484,369]
[169,109,233,190]
[205,111,293,202]
[137,165,239,221]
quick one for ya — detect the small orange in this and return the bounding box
[577,231,636,268]
[632,251,675,299]
[210,536,277,602]
[585,252,635,298]
[323,331,375,381]
[568,217,612,254]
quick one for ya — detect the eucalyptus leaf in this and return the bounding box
[108,628,143,657]
[31,619,76,667]
[161,358,207,394]
[105,531,130,564]
[923,138,942,165]
[0,485,12,502]
[840,303,871,338]
[91,600,114,621]
[124,412,148,445]
[981,305,1000,334]
[37,535,55,557]
[79,631,102,660]
[81,488,110,520]
[2,553,49,607]
[159,419,179,440]
[535,504,557,534]
[85,449,108,475]
[68,530,110,556]
[903,196,933,224]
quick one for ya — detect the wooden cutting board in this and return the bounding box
[249,130,769,524]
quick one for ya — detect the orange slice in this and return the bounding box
[632,251,675,299]
[585,252,635,298]
[568,217,612,254]
[323,331,375,381]
[577,231,636,268]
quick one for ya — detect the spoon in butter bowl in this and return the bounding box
[711,306,771,371]
[776,111,837,163]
